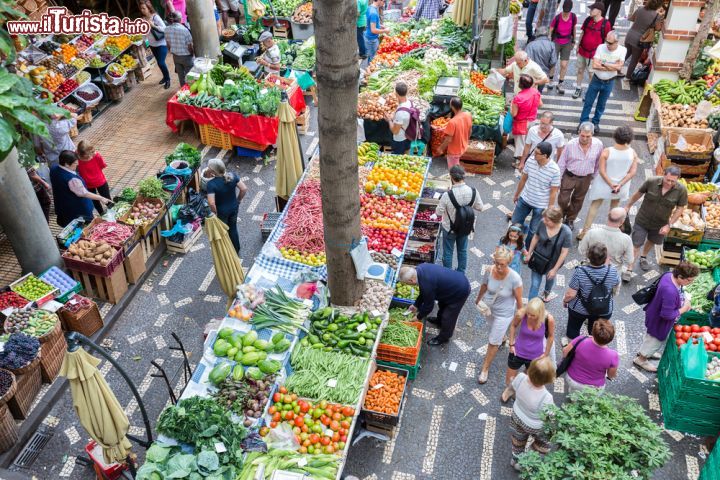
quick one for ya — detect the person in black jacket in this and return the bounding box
[399,264,471,345]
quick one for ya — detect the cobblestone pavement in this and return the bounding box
[11,1,715,478]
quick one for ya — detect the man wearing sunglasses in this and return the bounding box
[579,30,626,134]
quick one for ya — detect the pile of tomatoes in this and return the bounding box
[360,194,415,232]
[674,323,720,351]
[377,35,425,55]
[363,226,407,253]
[260,387,355,455]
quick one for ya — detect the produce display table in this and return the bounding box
[165,84,306,148]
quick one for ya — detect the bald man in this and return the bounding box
[579,207,634,283]
[497,50,549,95]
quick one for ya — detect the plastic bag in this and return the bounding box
[497,16,513,45]
[695,100,713,121]
[681,339,708,379]
[502,111,513,135]
[350,237,372,280]
[484,69,506,93]
[475,301,491,317]
[264,422,299,451]
[674,134,688,152]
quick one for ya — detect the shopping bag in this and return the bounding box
[484,69,506,93]
[502,111,514,135]
[497,16,513,45]
[681,338,708,380]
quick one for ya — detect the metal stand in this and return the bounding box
[150,360,177,405]
[351,426,391,446]
[169,332,193,386]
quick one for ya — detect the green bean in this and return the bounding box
[380,320,420,347]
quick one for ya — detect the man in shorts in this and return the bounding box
[218,0,241,28]
[548,0,576,94]
[624,167,687,271]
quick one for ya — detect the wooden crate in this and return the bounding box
[665,131,714,161]
[140,223,164,263]
[123,244,146,284]
[460,157,494,175]
[296,108,310,135]
[656,242,683,267]
[273,25,289,38]
[70,267,128,304]
[305,85,317,105]
[461,141,495,163]
[165,227,202,254]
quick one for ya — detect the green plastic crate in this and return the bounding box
[699,441,720,480]
[680,310,710,326]
[658,324,720,436]
[377,347,422,380]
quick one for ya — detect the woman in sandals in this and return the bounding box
[502,297,556,402]
[476,247,523,385]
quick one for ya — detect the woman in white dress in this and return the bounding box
[578,126,638,240]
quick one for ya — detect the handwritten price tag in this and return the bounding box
[357,323,367,332]
[215,442,227,453]
[297,457,308,467]
[327,378,337,388]
[372,383,384,390]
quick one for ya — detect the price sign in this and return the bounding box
[327,378,337,388]
[372,383,384,390]
[297,457,308,467]
[357,323,367,332]
[215,442,227,453]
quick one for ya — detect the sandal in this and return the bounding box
[501,386,515,403]
[541,291,552,303]
[477,370,489,384]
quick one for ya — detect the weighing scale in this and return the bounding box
[222,41,247,65]
[365,262,394,283]
[434,76,461,97]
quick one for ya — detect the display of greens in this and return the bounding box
[156,396,246,469]
[285,345,370,404]
[137,443,233,480]
[237,22,265,44]
[117,187,136,203]
[304,307,382,357]
[380,320,419,347]
[459,84,505,126]
[137,177,167,200]
[164,142,201,168]
[239,451,339,480]
[180,73,281,116]
[251,286,309,334]
[292,38,316,71]
[684,271,714,313]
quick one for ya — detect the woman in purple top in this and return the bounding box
[634,262,698,372]
[563,319,619,394]
[502,298,556,402]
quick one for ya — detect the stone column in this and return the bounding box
[0,149,62,274]
[187,0,221,60]
[649,0,704,83]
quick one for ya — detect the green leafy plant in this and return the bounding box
[0,1,67,165]
[517,389,671,480]
[137,177,168,200]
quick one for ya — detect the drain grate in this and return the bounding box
[13,427,53,468]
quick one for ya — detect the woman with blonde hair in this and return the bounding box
[502,297,556,402]
[476,246,524,384]
[206,158,248,253]
[507,356,556,471]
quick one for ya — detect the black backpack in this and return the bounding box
[578,266,612,317]
[448,188,476,236]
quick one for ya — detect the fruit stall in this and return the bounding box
[165,62,306,153]
[135,146,435,478]
[14,33,148,127]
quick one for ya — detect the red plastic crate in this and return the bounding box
[85,440,126,480]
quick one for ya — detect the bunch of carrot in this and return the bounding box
[363,369,405,415]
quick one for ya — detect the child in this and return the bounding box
[76,141,110,214]
[507,356,555,471]
[500,224,527,274]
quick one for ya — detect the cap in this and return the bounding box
[258,31,273,42]
[589,2,605,13]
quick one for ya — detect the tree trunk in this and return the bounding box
[187,0,221,59]
[679,0,718,80]
[0,149,62,274]
[314,0,365,306]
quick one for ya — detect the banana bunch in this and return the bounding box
[358,142,380,165]
[509,0,522,14]
[680,179,717,193]
[654,79,706,105]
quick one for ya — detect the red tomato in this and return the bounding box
[270,421,278,428]
[710,343,718,351]
[340,420,350,429]
[342,406,354,417]
[279,386,288,394]
[701,326,711,332]
[330,420,341,432]
[309,433,320,444]
[674,325,683,332]
[273,393,281,403]
[272,412,281,422]
[714,338,720,346]
[683,325,692,333]
[332,412,343,421]
[269,405,277,414]
[676,339,685,347]
[712,328,720,335]
[332,432,340,442]
[682,332,691,341]
[320,436,331,446]
[284,411,295,421]
[294,417,305,428]
[691,325,701,333]
[299,401,310,413]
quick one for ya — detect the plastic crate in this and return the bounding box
[260,212,282,241]
[361,365,408,427]
[85,440,126,480]
[377,348,422,380]
[377,321,423,365]
[699,441,720,480]
[62,245,125,277]
[658,314,720,436]
[9,274,58,305]
[236,146,264,158]
[199,123,233,150]
[39,266,81,303]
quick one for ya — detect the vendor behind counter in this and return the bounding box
[257,31,281,75]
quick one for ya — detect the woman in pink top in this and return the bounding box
[502,298,556,402]
[563,319,619,394]
[510,74,542,167]
[165,0,187,24]
[548,0,577,94]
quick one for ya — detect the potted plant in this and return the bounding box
[517,389,671,480]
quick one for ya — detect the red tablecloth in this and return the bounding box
[166,84,306,147]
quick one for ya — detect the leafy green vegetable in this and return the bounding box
[138,443,234,480]
[137,177,168,200]
[165,143,201,168]
[145,443,171,463]
[459,84,505,126]
[417,60,452,101]
[517,389,670,480]
[118,187,137,203]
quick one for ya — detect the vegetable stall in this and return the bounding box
[165,60,307,151]
[138,146,437,478]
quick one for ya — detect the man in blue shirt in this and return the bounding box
[364,0,389,63]
[400,264,471,345]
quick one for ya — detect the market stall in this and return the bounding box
[165,63,306,150]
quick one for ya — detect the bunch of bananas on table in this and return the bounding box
[358,142,380,166]
[509,0,522,14]
[680,179,717,193]
[654,79,706,105]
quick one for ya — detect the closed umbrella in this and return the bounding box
[452,0,472,26]
[275,99,304,200]
[204,215,245,305]
[59,348,132,464]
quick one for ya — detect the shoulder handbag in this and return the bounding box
[638,13,659,49]
[632,273,664,306]
[556,336,589,376]
[150,15,165,40]
[528,228,562,275]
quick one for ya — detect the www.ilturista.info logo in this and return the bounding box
[7,7,150,36]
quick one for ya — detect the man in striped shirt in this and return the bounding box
[512,141,562,249]
[556,122,604,229]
